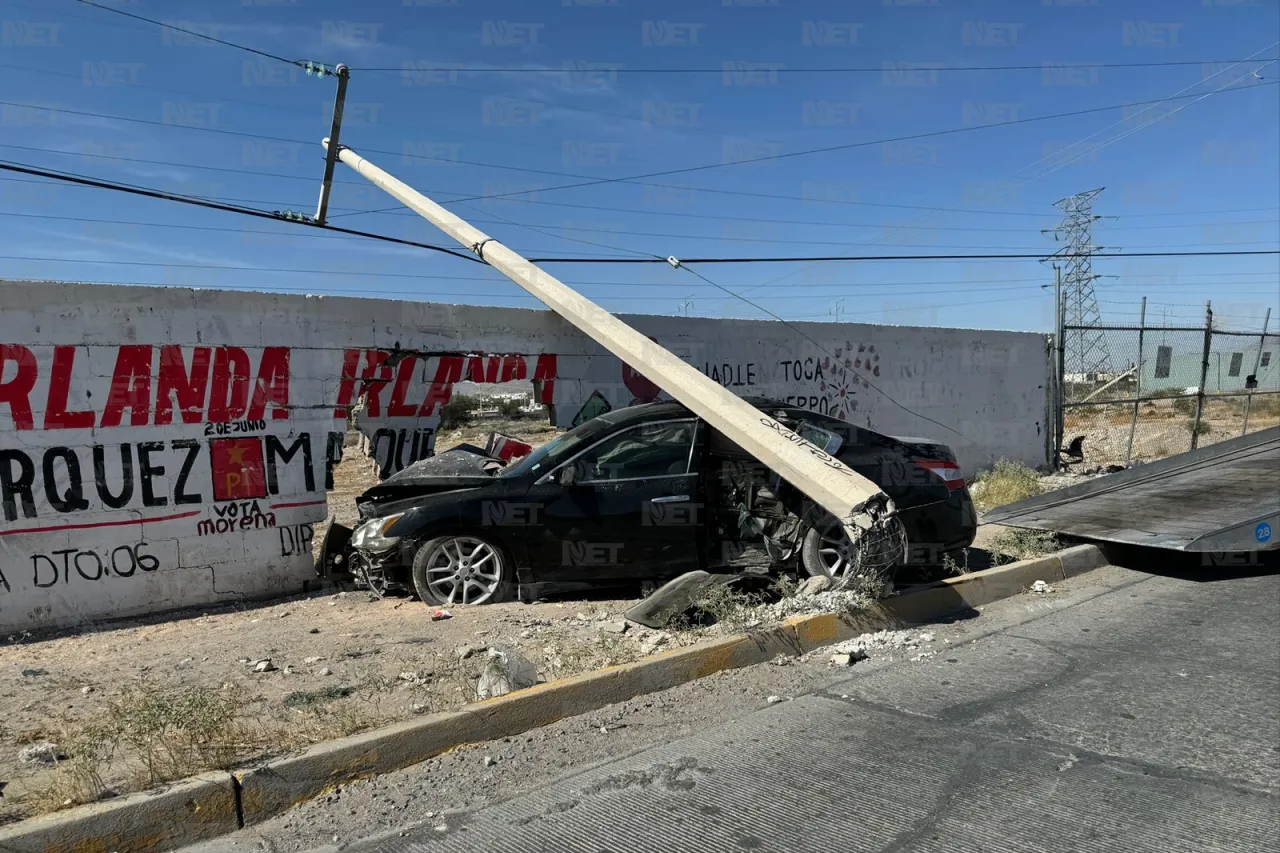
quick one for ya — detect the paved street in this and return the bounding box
[330,558,1278,853]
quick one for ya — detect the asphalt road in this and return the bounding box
[320,558,1279,853]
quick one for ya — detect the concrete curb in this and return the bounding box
[0,544,1106,850]
[0,771,237,853]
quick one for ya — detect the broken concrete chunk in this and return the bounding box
[797,575,834,597]
[253,660,277,673]
[1030,580,1055,594]
[476,647,539,700]
[483,755,496,767]
[318,667,332,676]
[599,621,629,635]
[766,695,784,705]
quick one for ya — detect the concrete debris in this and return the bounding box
[638,632,670,655]
[911,651,936,662]
[398,671,421,684]
[599,620,629,635]
[825,629,935,661]
[796,575,834,597]
[1030,580,1055,594]
[317,667,332,676]
[761,588,874,621]
[483,755,496,767]
[766,695,784,704]
[303,656,323,664]
[476,647,539,700]
[18,742,60,765]
[575,612,590,622]
[253,659,277,673]
[80,686,93,695]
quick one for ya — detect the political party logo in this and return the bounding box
[210,437,267,501]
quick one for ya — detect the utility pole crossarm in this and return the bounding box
[326,140,892,537]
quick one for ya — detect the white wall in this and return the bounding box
[0,281,1050,632]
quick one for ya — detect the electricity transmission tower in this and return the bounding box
[1043,188,1112,388]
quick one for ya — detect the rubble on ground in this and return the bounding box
[1030,580,1055,594]
[18,743,60,765]
[809,629,937,664]
[758,588,876,621]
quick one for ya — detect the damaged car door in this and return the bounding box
[524,418,702,585]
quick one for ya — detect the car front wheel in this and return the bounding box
[411,535,513,606]
[800,514,907,592]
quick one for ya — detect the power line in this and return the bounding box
[7,213,1273,291]
[5,82,1275,222]
[338,78,1279,211]
[0,160,482,262]
[74,0,322,70]
[0,143,367,187]
[351,59,1266,74]
[519,250,1278,265]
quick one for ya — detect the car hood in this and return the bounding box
[356,446,505,512]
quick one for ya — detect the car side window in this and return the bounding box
[572,420,696,482]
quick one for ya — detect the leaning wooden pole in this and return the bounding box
[325,140,894,541]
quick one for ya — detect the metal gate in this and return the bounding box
[1056,305,1278,467]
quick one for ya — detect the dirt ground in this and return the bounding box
[1062,397,1280,467]
[0,589,682,823]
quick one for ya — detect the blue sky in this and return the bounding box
[0,0,1277,333]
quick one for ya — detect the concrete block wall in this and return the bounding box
[0,281,1051,633]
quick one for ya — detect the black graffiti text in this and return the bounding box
[778,358,827,383]
[279,523,314,558]
[32,542,160,588]
[759,417,851,475]
[370,427,434,479]
[0,441,203,522]
[204,419,267,436]
[701,362,757,388]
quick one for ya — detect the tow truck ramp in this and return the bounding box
[984,426,1279,553]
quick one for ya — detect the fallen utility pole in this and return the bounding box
[324,139,894,546]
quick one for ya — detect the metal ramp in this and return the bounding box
[984,426,1280,552]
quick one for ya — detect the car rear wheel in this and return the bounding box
[411,535,513,607]
[800,514,907,592]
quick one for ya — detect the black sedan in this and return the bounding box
[319,398,977,606]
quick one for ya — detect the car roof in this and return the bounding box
[596,396,811,426]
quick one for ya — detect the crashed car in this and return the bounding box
[317,398,977,606]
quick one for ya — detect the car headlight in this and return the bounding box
[351,513,405,551]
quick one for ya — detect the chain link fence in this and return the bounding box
[1057,313,1278,467]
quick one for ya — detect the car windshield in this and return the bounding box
[497,420,609,480]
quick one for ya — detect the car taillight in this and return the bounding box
[914,459,966,491]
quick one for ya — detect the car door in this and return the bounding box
[523,418,701,585]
